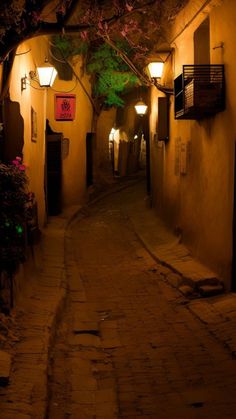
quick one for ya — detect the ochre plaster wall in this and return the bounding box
[8,36,93,225]
[9,37,49,227]
[46,55,93,207]
[150,0,235,288]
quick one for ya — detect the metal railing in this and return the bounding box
[174,65,225,119]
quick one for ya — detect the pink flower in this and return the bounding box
[98,20,103,31]
[19,165,26,171]
[12,159,20,166]
[16,156,22,161]
[126,3,133,12]
[81,31,88,40]
[31,11,42,23]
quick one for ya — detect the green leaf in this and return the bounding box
[87,43,138,107]
[52,37,138,108]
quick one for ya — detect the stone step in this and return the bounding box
[198,284,224,297]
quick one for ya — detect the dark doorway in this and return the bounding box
[232,142,236,291]
[86,132,94,187]
[46,131,62,216]
[2,98,24,161]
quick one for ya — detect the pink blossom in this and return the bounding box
[16,156,22,161]
[19,165,26,171]
[12,160,20,166]
[126,3,133,12]
[31,11,42,23]
[81,31,88,40]
[98,20,104,31]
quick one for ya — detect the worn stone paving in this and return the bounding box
[47,189,236,419]
[111,181,224,296]
[188,294,236,356]
[0,221,66,419]
[1,180,236,419]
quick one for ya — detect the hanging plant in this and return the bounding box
[0,157,29,308]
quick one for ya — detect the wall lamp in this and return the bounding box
[146,52,174,95]
[21,62,57,91]
[134,100,148,116]
[147,62,164,79]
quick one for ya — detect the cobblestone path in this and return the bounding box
[47,189,236,419]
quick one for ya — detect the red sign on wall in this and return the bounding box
[55,94,76,121]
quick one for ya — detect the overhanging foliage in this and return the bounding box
[53,36,139,107]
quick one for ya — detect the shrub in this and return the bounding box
[0,157,28,307]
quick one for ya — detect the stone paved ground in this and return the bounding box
[188,294,236,356]
[1,179,236,419]
[114,180,224,296]
[0,220,66,419]
[47,185,236,419]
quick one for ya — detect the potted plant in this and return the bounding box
[0,157,28,309]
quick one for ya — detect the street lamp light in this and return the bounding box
[134,100,148,116]
[146,52,174,95]
[147,61,164,80]
[36,64,58,87]
[21,62,58,91]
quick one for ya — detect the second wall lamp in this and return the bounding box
[134,100,148,116]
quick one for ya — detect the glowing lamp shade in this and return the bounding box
[147,62,164,79]
[135,100,148,116]
[37,65,57,87]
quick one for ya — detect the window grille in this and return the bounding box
[174,65,225,119]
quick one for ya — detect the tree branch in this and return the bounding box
[103,36,150,86]
[63,0,81,24]
[0,0,160,61]
[103,36,174,95]
[0,21,92,62]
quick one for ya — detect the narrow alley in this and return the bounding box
[2,1,236,418]
[45,180,236,419]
